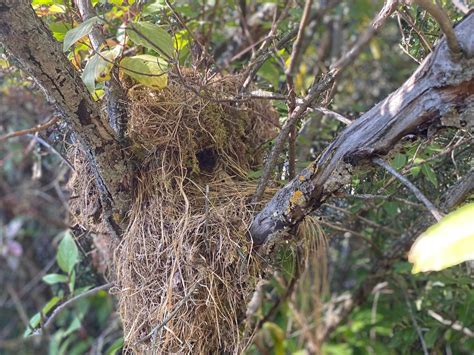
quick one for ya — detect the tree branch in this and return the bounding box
[0,116,59,142]
[0,2,132,237]
[250,12,474,245]
[252,0,400,203]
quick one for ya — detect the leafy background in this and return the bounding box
[0,0,472,354]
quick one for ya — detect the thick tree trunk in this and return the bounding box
[250,13,474,246]
[0,2,132,236]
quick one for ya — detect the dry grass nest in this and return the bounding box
[68,71,280,353]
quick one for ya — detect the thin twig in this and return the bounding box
[428,310,474,337]
[373,157,443,221]
[344,193,423,207]
[27,134,75,171]
[286,0,314,179]
[0,116,59,142]
[398,8,433,53]
[401,287,429,355]
[33,283,112,334]
[286,0,313,78]
[412,0,462,58]
[306,106,352,125]
[75,0,128,140]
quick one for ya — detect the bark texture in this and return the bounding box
[250,13,474,245]
[0,2,132,236]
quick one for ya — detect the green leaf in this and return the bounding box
[42,273,68,285]
[57,230,79,274]
[82,47,120,93]
[105,337,124,355]
[421,164,438,187]
[409,203,474,273]
[49,22,71,42]
[63,16,102,52]
[126,21,174,59]
[120,55,168,89]
[391,153,407,170]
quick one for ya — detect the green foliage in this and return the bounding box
[63,17,102,52]
[126,21,175,59]
[56,230,79,274]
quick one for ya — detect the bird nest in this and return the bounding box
[68,71,280,353]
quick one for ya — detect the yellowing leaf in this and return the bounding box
[120,55,168,89]
[82,47,120,93]
[408,203,474,273]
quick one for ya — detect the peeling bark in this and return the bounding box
[250,13,474,246]
[0,2,132,236]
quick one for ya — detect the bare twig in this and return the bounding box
[306,106,352,126]
[286,0,314,78]
[411,0,462,58]
[6,285,30,328]
[286,0,314,179]
[26,134,75,171]
[398,8,433,53]
[428,310,474,337]
[0,116,59,142]
[344,193,423,207]
[33,283,112,335]
[400,286,429,355]
[373,157,443,221]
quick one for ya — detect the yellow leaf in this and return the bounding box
[120,54,168,89]
[408,203,474,273]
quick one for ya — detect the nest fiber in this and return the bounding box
[71,72,279,353]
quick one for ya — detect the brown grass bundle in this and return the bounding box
[69,71,280,353]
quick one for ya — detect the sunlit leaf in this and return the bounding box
[408,203,474,273]
[126,21,174,59]
[120,54,168,89]
[82,47,121,93]
[63,16,102,52]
